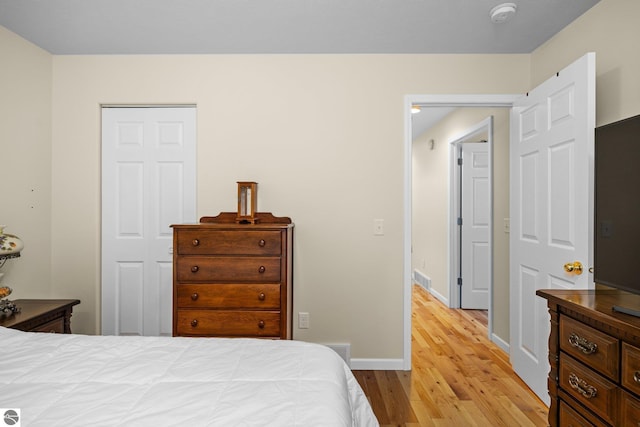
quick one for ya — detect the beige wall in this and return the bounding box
[412,107,510,341]
[0,26,52,298]
[531,0,640,126]
[47,54,528,361]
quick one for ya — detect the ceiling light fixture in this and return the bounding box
[490,3,517,24]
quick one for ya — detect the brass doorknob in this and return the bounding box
[564,261,583,275]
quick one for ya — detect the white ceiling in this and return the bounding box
[0,0,599,55]
[412,107,455,140]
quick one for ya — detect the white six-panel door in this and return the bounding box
[102,107,196,336]
[461,142,490,310]
[510,53,595,404]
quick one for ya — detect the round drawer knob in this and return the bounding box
[191,265,199,273]
[258,293,266,301]
[258,266,266,273]
[191,293,199,301]
[192,239,200,246]
[258,320,265,329]
[191,319,198,327]
[258,239,266,247]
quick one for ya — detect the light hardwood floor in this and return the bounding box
[353,285,549,426]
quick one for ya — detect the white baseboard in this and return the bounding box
[428,286,449,306]
[491,332,510,354]
[350,358,405,370]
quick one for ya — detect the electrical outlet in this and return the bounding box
[298,312,310,329]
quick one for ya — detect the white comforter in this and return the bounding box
[0,327,378,426]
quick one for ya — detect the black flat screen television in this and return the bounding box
[594,114,640,303]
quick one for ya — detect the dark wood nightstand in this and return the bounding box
[0,299,80,333]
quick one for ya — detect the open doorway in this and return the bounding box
[402,95,518,369]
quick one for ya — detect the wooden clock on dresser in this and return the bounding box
[538,287,640,427]
[172,212,293,339]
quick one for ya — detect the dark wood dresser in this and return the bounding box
[537,287,640,426]
[172,212,293,339]
[0,299,80,333]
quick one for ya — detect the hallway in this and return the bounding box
[353,285,548,426]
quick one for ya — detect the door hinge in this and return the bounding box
[457,217,463,226]
[457,277,463,286]
[457,157,463,166]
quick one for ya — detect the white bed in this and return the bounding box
[0,327,378,426]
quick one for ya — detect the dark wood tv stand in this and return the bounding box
[537,286,640,426]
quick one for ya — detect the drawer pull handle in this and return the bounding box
[191,265,199,273]
[258,320,265,329]
[192,239,200,246]
[191,319,198,327]
[258,293,266,301]
[258,266,266,273]
[191,293,199,301]
[634,371,640,383]
[568,333,598,355]
[568,373,597,399]
[259,239,266,247]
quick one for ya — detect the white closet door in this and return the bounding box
[102,107,196,336]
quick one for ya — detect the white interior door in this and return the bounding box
[461,142,490,310]
[510,53,595,404]
[102,107,196,336]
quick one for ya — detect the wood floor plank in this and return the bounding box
[354,285,549,426]
[374,371,419,424]
[354,370,390,424]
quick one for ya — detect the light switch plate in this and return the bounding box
[374,219,384,236]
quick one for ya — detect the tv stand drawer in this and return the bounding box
[538,287,640,427]
[560,315,619,380]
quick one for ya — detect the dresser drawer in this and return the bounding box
[560,315,619,380]
[175,309,281,337]
[176,230,282,256]
[176,257,281,282]
[559,400,606,427]
[560,353,618,425]
[622,342,640,396]
[176,284,281,309]
[620,390,640,426]
[31,317,65,333]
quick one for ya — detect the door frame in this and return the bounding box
[448,116,492,313]
[403,94,519,369]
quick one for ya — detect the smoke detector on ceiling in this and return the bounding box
[490,3,517,24]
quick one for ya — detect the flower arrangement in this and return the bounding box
[0,286,11,299]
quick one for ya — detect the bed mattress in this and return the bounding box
[0,327,378,426]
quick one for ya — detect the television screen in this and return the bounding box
[594,114,640,294]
